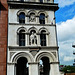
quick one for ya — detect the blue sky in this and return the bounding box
[54,0,75,65]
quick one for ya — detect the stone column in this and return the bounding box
[27,34,29,46]
[45,17,48,24]
[29,63,39,75]
[7,63,15,75]
[26,16,29,24]
[37,34,40,46]
[50,64,54,75]
[46,35,49,46]
[36,16,40,24]
[50,63,60,75]
[53,64,60,75]
[25,34,28,46]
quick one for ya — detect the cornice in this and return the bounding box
[7,1,59,11]
[9,23,56,26]
[8,46,59,50]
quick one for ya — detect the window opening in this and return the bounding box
[20,0,24,2]
[40,30,46,46]
[19,12,25,24]
[19,30,25,46]
[16,57,29,75]
[40,0,43,3]
[47,0,50,2]
[39,13,45,24]
[39,57,50,75]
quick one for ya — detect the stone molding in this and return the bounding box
[50,62,60,64]
[8,46,59,50]
[7,1,58,11]
[9,23,56,26]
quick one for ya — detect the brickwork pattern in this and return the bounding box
[0,0,8,75]
[65,73,75,75]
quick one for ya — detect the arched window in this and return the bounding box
[16,57,29,75]
[40,0,43,3]
[39,13,45,24]
[39,57,50,75]
[19,12,25,24]
[19,30,25,46]
[40,30,46,46]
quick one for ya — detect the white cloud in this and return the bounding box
[57,17,75,42]
[64,56,74,62]
[57,17,75,65]
[60,52,64,57]
[54,0,75,7]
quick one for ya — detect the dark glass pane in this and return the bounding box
[19,30,25,46]
[20,0,24,2]
[19,13,25,24]
[40,57,50,75]
[40,0,43,3]
[47,0,50,1]
[40,31,46,46]
[16,57,29,75]
[39,13,45,24]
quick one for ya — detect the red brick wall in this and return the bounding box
[0,0,8,75]
[65,73,75,75]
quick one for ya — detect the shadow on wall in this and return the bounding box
[0,2,6,11]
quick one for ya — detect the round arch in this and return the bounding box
[17,27,27,33]
[37,11,48,17]
[27,10,37,16]
[35,51,56,63]
[38,27,50,34]
[28,27,38,33]
[11,52,34,63]
[17,9,27,16]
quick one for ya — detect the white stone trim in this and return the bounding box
[17,27,27,33]
[27,10,37,16]
[28,27,38,33]
[37,11,48,17]
[38,27,49,33]
[35,51,56,62]
[11,52,34,63]
[17,9,27,16]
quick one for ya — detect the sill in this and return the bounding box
[9,23,56,26]
[8,46,59,49]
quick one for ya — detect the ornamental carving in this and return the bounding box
[29,13,36,22]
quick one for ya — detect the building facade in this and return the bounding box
[72,43,75,66]
[1,0,60,75]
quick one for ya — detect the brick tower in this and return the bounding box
[0,0,8,75]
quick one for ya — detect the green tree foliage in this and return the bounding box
[62,65,75,73]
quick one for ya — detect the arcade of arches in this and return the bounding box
[15,57,50,75]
